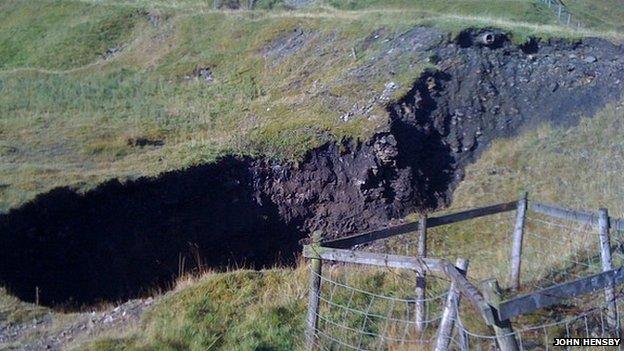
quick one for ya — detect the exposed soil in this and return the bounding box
[1,28,623,308]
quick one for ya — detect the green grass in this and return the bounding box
[134,270,308,351]
[0,288,49,325]
[82,268,309,351]
[79,265,455,351]
[564,0,624,32]
[2,1,624,349]
[2,0,621,211]
[378,99,624,287]
[0,0,142,69]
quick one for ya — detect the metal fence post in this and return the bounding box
[306,231,323,350]
[415,214,428,332]
[598,208,619,334]
[482,279,520,351]
[434,258,469,351]
[510,192,528,290]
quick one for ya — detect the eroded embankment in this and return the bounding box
[1,29,623,307]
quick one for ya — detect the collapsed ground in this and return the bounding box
[1,27,623,309]
[2,2,624,350]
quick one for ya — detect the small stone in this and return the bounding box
[583,55,597,63]
[196,67,213,82]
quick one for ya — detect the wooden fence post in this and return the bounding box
[415,214,427,332]
[434,258,469,351]
[598,208,619,334]
[306,231,323,350]
[482,279,520,351]
[510,192,528,290]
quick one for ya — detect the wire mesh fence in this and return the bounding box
[521,212,604,287]
[309,264,452,350]
[305,198,624,350]
[450,284,624,351]
[539,0,584,28]
[308,264,624,350]
[311,266,624,351]
[369,210,516,284]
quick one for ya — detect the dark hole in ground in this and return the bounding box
[1,29,623,309]
[0,156,304,308]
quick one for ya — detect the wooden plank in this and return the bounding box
[304,245,497,325]
[498,266,624,321]
[427,201,517,228]
[598,209,618,331]
[305,232,323,350]
[529,201,624,232]
[304,245,496,325]
[320,221,421,249]
[442,261,496,325]
[510,192,528,290]
[303,245,446,274]
[482,279,520,351]
[322,201,517,249]
[529,202,597,225]
[434,258,469,351]
[415,214,428,332]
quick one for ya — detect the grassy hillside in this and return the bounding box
[564,0,624,31]
[2,0,615,212]
[2,1,624,350]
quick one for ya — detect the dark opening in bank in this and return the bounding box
[0,157,304,307]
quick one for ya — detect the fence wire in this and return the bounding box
[309,265,451,350]
[309,264,624,350]
[539,0,584,29]
[449,284,624,351]
[521,213,602,288]
[308,202,624,350]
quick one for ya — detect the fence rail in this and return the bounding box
[321,201,517,249]
[303,193,624,350]
[499,266,624,321]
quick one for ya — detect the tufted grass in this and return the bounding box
[2,0,621,212]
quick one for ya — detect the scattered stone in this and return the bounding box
[583,55,597,63]
[147,12,161,26]
[102,46,122,60]
[194,66,214,83]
